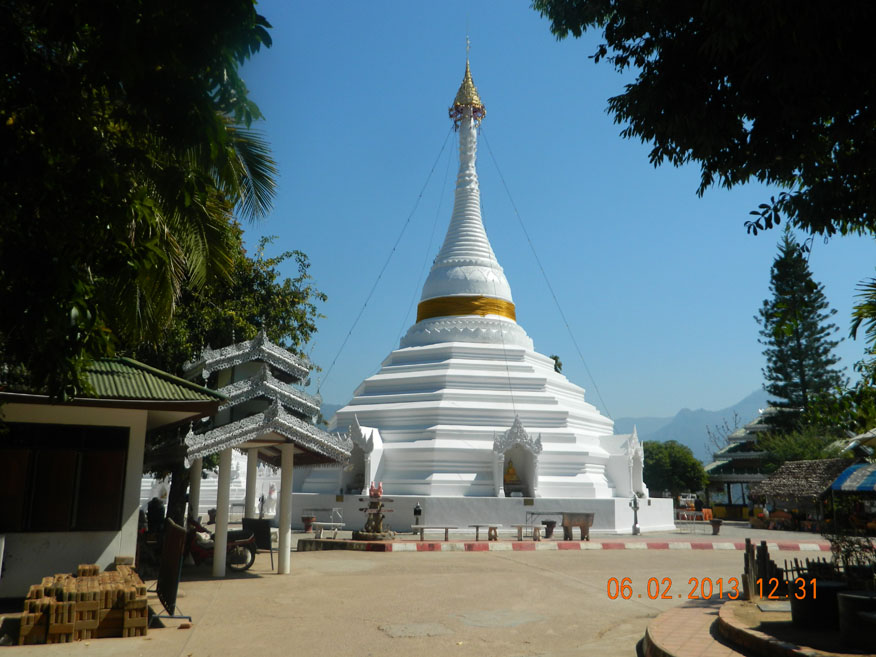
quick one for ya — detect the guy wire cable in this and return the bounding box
[480,129,613,419]
[396,138,454,343]
[318,126,454,394]
[482,200,518,419]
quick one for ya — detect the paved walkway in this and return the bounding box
[1,524,837,657]
[644,600,736,657]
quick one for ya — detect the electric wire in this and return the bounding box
[396,140,454,343]
[480,130,613,419]
[481,198,518,419]
[318,126,454,393]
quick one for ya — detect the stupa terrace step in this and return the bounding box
[345,389,562,405]
[378,360,538,375]
[388,342,531,363]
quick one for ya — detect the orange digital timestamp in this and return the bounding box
[757,577,817,600]
[606,577,741,600]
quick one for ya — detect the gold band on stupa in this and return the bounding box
[416,295,516,322]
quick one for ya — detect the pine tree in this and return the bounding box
[756,228,845,428]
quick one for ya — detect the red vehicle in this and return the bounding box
[185,517,257,571]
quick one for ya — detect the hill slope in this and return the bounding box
[617,389,770,462]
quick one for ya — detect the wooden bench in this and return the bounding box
[312,522,345,539]
[511,524,542,541]
[562,512,594,541]
[412,525,457,541]
[469,524,501,541]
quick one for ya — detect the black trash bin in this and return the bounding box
[541,520,557,539]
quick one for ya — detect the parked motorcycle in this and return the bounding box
[185,517,257,571]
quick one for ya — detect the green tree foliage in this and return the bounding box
[127,229,325,523]
[531,1,876,238]
[642,440,706,502]
[757,426,843,474]
[803,351,876,437]
[532,1,876,363]
[756,229,844,429]
[127,227,326,377]
[0,1,276,399]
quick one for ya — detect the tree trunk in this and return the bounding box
[166,461,191,526]
[794,325,809,412]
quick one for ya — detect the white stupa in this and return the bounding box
[293,61,674,533]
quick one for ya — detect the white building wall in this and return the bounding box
[286,493,675,535]
[0,404,146,598]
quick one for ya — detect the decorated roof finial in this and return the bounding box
[449,44,486,127]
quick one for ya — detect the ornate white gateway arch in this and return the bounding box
[492,416,542,498]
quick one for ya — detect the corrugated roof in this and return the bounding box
[84,358,225,402]
[831,463,876,492]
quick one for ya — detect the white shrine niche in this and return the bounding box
[492,417,542,498]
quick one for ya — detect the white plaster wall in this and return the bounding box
[610,496,676,533]
[0,404,147,598]
[604,453,635,498]
[289,493,675,535]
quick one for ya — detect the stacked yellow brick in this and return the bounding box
[18,564,148,645]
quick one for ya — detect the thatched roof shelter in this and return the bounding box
[750,458,852,501]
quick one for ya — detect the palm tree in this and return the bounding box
[0,1,278,397]
[852,278,876,348]
[105,123,277,346]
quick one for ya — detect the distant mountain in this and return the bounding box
[613,415,673,438]
[322,389,771,462]
[618,389,771,462]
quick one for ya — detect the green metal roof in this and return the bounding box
[84,358,226,403]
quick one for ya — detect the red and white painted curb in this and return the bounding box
[302,539,831,553]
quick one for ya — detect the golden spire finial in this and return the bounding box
[449,39,486,126]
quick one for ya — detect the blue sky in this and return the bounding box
[238,1,874,420]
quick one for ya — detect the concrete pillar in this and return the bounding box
[245,448,259,518]
[278,444,295,574]
[188,457,203,521]
[212,448,232,577]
